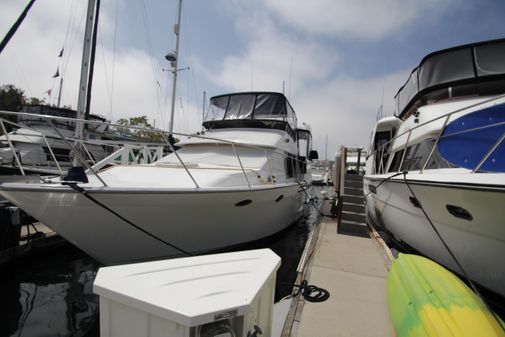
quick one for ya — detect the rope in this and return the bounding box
[401,172,504,329]
[65,182,193,257]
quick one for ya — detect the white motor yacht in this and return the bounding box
[0,92,317,265]
[365,39,505,297]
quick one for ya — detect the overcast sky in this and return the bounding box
[1,0,504,155]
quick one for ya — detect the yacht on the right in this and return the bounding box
[365,39,505,297]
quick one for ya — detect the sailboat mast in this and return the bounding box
[168,0,183,136]
[73,0,97,165]
[57,77,63,107]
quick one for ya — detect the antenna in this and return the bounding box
[250,62,254,91]
[168,0,183,136]
[202,90,206,132]
[288,57,293,99]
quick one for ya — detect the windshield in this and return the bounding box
[205,93,297,129]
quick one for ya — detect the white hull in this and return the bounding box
[364,173,505,297]
[1,183,303,265]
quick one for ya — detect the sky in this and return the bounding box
[1,0,504,156]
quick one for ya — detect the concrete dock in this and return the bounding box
[282,201,394,337]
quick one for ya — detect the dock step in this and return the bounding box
[344,174,363,182]
[345,180,364,189]
[344,187,363,196]
[338,220,369,237]
[342,202,365,214]
[341,210,366,223]
[342,195,365,204]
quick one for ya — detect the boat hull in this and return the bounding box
[364,174,505,298]
[0,184,303,265]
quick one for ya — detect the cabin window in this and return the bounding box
[206,95,228,121]
[285,156,295,178]
[225,94,255,119]
[397,139,457,171]
[388,150,404,172]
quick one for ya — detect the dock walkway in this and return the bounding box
[283,201,394,337]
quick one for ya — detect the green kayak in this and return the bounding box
[387,253,504,337]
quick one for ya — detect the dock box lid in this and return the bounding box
[93,249,281,327]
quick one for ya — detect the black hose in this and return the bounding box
[66,183,193,257]
[293,280,330,302]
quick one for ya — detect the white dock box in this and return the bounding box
[93,249,281,337]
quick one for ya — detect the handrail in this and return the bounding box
[0,110,312,188]
[0,120,25,176]
[159,132,200,189]
[231,143,251,188]
[370,94,505,174]
[47,120,108,187]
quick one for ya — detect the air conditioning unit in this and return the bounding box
[93,249,281,337]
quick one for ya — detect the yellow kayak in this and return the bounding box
[387,253,505,337]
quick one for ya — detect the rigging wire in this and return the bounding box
[109,0,119,121]
[139,0,164,127]
[401,172,504,330]
[0,0,36,55]
[182,6,202,132]
[66,182,193,257]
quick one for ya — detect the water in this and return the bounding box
[0,186,328,337]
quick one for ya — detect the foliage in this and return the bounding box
[0,84,25,112]
[114,115,176,143]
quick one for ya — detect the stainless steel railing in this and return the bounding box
[0,110,310,189]
[370,94,505,175]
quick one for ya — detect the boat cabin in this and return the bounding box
[203,92,297,139]
[394,39,505,120]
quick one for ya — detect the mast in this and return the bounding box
[168,0,183,136]
[73,0,98,165]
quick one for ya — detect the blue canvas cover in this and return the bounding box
[438,102,505,172]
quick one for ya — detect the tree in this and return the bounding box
[0,84,26,133]
[113,115,174,143]
[0,84,25,112]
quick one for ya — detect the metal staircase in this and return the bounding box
[333,146,368,236]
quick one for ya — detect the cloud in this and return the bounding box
[204,13,338,95]
[260,0,453,40]
[0,0,174,129]
[295,70,409,155]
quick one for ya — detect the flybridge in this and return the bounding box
[395,39,505,120]
[203,92,298,137]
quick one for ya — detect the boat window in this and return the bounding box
[398,139,456,171]
[285,156,295,178]
[225,94,255,119]
[206,95,229,121]
[396,70,419,116]
[296,129,312,158]
[253,94,286,119]
[388,150,404,173]
[475,41,505,76]
[419,49,474,90]
[285,102,297,130]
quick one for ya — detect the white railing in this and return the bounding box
[0,110,310,189]
[370,94,505,175]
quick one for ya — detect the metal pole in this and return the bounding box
[57,77,63,107]
[169,0,183,136]
[73,0,97,165]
